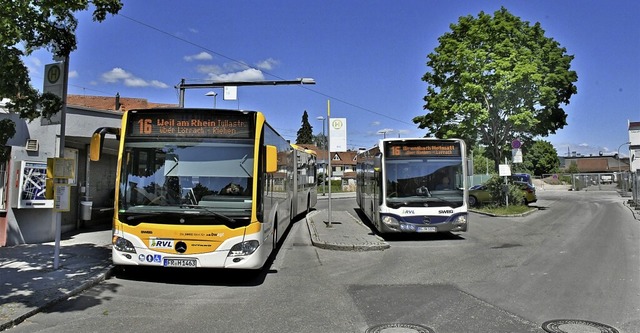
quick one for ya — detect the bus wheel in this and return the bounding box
[469,195,478,207]
[273,217,278,249]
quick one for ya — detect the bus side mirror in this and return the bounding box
[90,127,121,161]
[373,155,381,170]
[266,145,277,173]
[90,132,103,161]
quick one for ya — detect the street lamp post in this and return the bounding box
[618,141,631,191]
[316,116,326,195]
[205,91,217,108]
[377,129,393,139]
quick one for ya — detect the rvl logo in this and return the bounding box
[149,238,174,249]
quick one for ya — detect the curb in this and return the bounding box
[469,207,538,217]
[623,199,640,221]
[305,211,389,251]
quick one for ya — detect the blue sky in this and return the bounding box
[25,0,639,157]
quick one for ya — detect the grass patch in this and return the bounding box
[473,204,532,216]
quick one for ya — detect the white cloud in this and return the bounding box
[255,58,279,70]
[188,28,199,34]
[206,68,265,81]
[370,121,381,126]
[101,68,168,88]
[196,64,222,74]
[124,77,148,87]
[102,68,130,83]
[24,56,43,76]
[150,80,169,88]
[184,52,213,62]
[68,70,78,78]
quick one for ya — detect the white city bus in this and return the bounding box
[356,138,468,234]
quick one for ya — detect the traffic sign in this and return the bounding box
[511,139,521,149]
[43,62,65,99]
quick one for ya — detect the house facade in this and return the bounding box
[0,95,174,246]
[298,144,358,191]
[630,121,640,173]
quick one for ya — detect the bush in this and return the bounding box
[484,175,525,206]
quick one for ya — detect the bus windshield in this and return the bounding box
[385,157,464,208]
[119,140,254,217]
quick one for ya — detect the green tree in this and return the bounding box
[521,140,559,176]
[296,110,314,144]
[0,0,123,162]
[313,132,327,149]
[471,145,493,175]
[413,7,578,172]
[566,161,579,174]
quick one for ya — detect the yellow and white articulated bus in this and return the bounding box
[91,108,316,270]
[356,138,468,234]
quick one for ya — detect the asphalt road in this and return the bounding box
[8,190,640,333]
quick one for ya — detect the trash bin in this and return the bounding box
[80,201,93,221]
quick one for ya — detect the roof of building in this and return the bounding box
[562,155,629,172]
[67,94,177,112]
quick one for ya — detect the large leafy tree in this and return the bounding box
[413,7,577,171]
[0,0,123,161]
[521,140,559,176]
[295,110,314,145]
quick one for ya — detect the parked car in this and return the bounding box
[510,173,533,187]
[600,174,613,184]
[468,181,537,207]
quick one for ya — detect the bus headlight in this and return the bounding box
[228,240,260,257]
[453,214,467,224]
[381,215,399,228]
[113,236,136,253]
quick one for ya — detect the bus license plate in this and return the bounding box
[417,226,437,232]
[163,258,197,268]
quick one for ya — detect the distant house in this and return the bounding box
[630,121,640,172]
[298,144,357,190]
[0,94,177,247]
[559,155,628,173]
[68,94,176,111]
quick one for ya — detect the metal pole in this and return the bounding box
[178,79,185,107]
[316,116,326,196]
[322,117,326,196]
[53,55,70,270]
[618,141,630,192]
[327,100,332,227]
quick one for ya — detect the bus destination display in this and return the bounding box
[387,142,460,157]
[128,111,252,138]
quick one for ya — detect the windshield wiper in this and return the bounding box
[120,211,162,221]
[164,154,179,176]
[179,205,236,224]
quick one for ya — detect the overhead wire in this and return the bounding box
[116,13,414,127]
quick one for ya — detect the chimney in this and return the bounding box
[115,92,121,110]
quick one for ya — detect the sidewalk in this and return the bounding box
[0,193,387,331]
[305,209,389,251]
[0,225,113,331]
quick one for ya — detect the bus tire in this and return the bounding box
[273,215,278,250]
